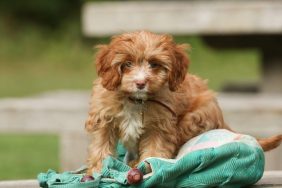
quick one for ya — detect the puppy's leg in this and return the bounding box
[87,126,117,174]
[136,130,179,165]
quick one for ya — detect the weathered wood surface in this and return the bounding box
[1,91,281,135]
[0,91,88,133]
[0,179,38,188]
[252,171,282,187]
[82,1,282,36]
[0,171,281,188]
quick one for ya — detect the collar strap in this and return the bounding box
[128,97,177,117]
[147,99,177,118]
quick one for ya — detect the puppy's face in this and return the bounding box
[118,56,168,100]
[95,31,189,100]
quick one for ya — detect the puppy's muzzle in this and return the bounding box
[135,80,146,90]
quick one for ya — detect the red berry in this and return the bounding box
[127,168,143,184]
[81,175,94,182]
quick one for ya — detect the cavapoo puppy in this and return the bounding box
[85,31,282,174]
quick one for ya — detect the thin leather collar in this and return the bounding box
[128,97,177,117]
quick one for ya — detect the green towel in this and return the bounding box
[38,129,264,188]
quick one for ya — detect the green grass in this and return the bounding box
[0,21,260,97]
[0,21,97,98]
[0,134,59,180]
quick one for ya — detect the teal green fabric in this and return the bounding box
[37,168,98,188]
[38,130,265,188]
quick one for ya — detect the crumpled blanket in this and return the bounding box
[38,129,264,188]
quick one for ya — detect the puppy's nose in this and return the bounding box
[135,80,146,90]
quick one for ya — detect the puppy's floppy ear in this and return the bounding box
[168,44,190,91]
[95,45,121,91]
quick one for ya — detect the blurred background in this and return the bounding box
[0,0,281,181]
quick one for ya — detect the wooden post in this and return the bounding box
[203,35,282,93]
[60,131,89,171]
[262,50,282,93]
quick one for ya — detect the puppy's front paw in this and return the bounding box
[128,160,152,175]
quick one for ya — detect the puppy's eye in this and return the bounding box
[121,61,133,72]
[123,61,133,68]
[149,62,160,69]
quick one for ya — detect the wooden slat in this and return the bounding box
[0,180,38,188]
[251,171,282,187]
[0,171,282,187]
[0,91,88,133]
[82,1,282,36]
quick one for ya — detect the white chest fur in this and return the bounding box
[119,102,144,153]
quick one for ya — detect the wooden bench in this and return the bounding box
[0,91,281,187]
[82,0,282,93]
[0,91,281,171]
[0,171,281,188]
[0,91,90,171]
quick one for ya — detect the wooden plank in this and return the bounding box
[60,132,89,171]
[0,91,88,133]
[82,1,282,36]
[0,180,38,188]
[218,94,282,137]
[0,92,281,134]
[262,51,282,93]
[252,171,282,187]
[0,171,281,187]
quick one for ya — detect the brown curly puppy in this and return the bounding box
[85,31,282,174]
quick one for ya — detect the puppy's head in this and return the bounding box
[95,31,189,100]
